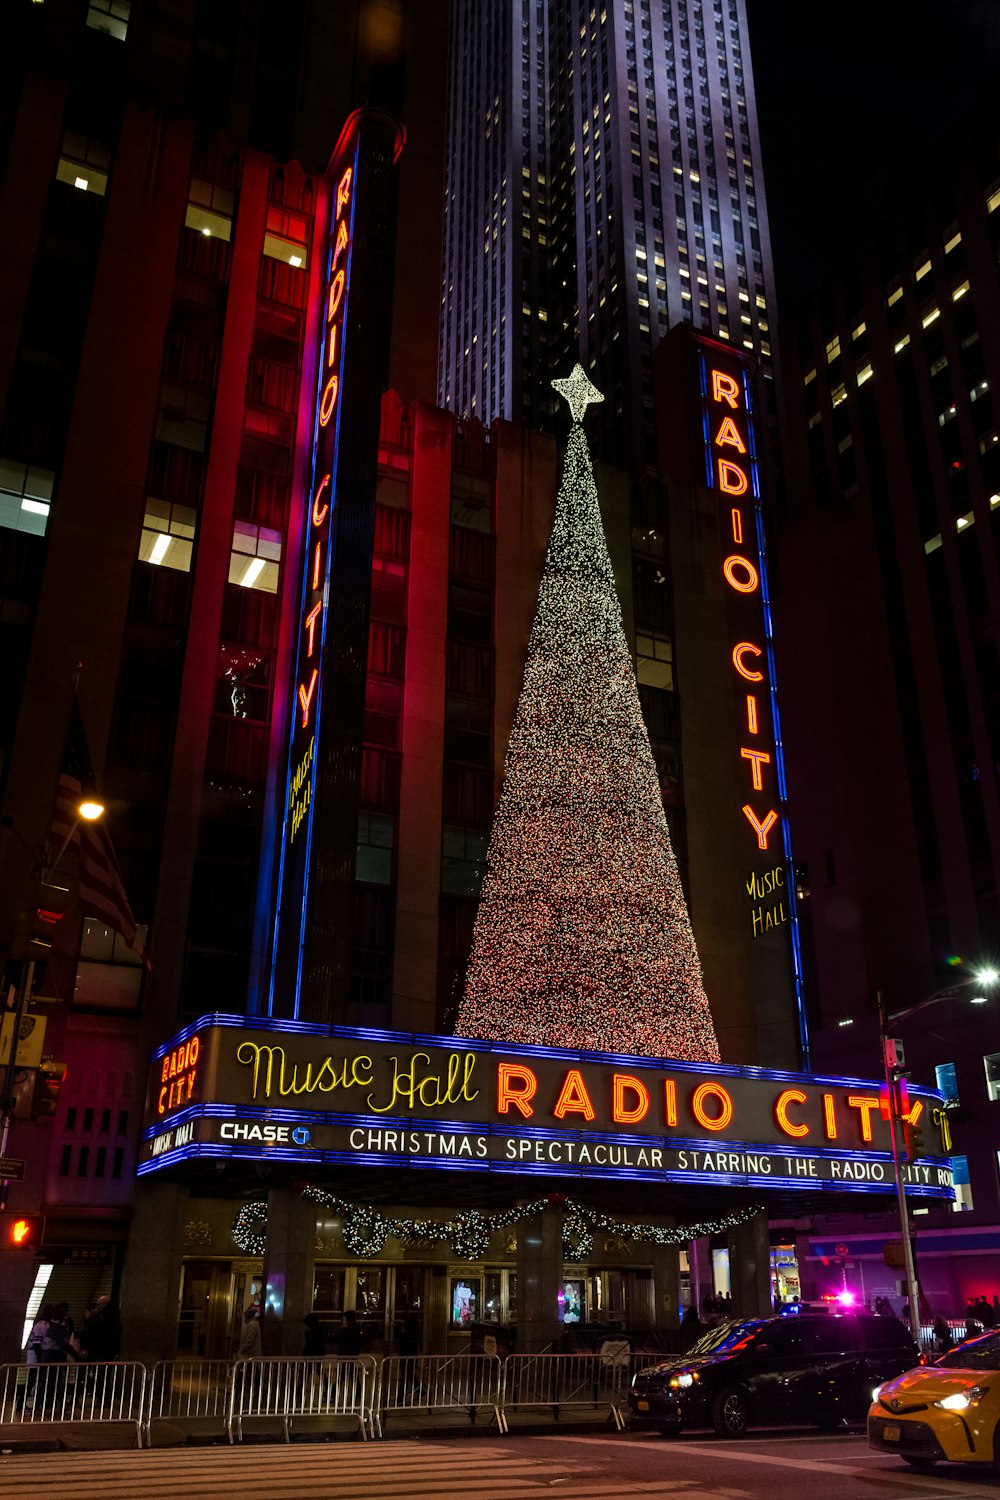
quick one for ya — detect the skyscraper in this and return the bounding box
[438,0,776,468]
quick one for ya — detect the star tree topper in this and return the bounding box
[552,362,604,424]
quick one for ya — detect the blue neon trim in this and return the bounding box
[268,130,362,1020]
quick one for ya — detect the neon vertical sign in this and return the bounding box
[269,133,358,1017]
[698,342,809,1061]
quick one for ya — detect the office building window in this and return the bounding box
[0,458,54,536]
[950,1154,972,1212]
[228,520,281,592]
[985,1051,1000,1101]
[263,207,309,268]
[75,918,147,1011]
[185,179,234,242]
[441,825,488,897]
[138,500,196,571]
[86,0,130,40]
[56,133,110,196]
[356,811,394,885]
[636,631,674,690]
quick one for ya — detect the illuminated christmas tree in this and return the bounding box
[456,365,720,1061]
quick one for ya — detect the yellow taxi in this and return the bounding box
[868,1329,1000,1472]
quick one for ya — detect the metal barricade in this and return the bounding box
[226,1355,376,1442]
[374,1354,503,1437]
[499,1353,627,1433]
[145,1359,234,1445]
[0,1360,147,1447]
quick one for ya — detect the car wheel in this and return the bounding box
[711,1386,750,1438]
[902,1456,936,1469]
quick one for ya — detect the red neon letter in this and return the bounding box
[612,1074,650,1125]
[312,542,323,591]
[304,601,323,655]
[723,556,759,593]
[746,695,758,734]
[664,1078,677,1127]
[691,1082,734,1132]
[328,268,346,322]
[332,215,349,269]
[715,416,747,453]
[732,642,764,681]
[731,508,743,544]
[497,1062,536,1118]
[336,167,353,216]
[846,1094,880,1143]
[553,1069,596,1121]
[327,320,339,369]
[740,747,772,791]
[711,370,741,408]
[742,805,779,850]
[718,458,749,495]
[312,474,331,528]
[298,668,319,728]
[822,1093,838,1141]
[774,1089,809,1139]
[319,374,340,427]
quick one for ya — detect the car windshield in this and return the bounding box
[937,1334,1000,1372]
[686,1320,765,1356]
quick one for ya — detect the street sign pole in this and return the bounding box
[877,988,921,1332]
[0,960,34,1206]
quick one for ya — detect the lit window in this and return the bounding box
[986,1052,1000,1102]
[893,334,911,353]
[856,362,873,386]
[956,511,975,532]
[0,458,55,537]
[914,259,931,281]
[851,321,866,340]
[991,494,1000,509]
[803,368,816,386]
[952,280,970,301]
[944,230,962,252]
[830,382,847,408]
[887,285,903,307]
[987,184,1000,214]
[55,132,110,196]
[825,335,841,362]
[185,178,234,242]
[807,411,821,429]
[921,306,940,329]
[924,534,942,554]
[138,500,196,572]
[950,1154,973,1212]
[85,0,130,40]
[263,206,308,268]
[636,631,673,690]
[229,520,281,592]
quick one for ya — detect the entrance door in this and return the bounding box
[178,1261,235,1357]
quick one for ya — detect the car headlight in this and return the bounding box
[934,1386,988,1412]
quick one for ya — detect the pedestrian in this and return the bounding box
[932,1316,953,1353]
[302,1313,326,1358]
[993,1294,1000,1323]
[79,1296,122,1363]
[236,1306,261,1359]
[23,1305,51,1405]
[679,1305,705,1348]
[976,1296,994,1329]
[336,1309,362,1357]
[36,1303,73,1413]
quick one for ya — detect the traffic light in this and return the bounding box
[1,1213,44,1251]
[11,880,70,961]
[904,1120,925,1159]
[30,1061,67,1119]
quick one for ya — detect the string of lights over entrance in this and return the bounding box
[231,1188,763,1261]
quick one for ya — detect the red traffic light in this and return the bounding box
[2,1213,45,1250]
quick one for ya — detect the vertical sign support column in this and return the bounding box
[270,109,405,1024]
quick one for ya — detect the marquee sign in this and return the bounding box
[140,1015,954,1199]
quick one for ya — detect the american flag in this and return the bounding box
[51,698,151,971]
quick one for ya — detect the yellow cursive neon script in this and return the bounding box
[235,1043,373,1100]
[367,1052,479,1114]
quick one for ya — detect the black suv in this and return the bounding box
[630,1313,919,1437]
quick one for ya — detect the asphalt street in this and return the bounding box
[1,1428,998,1500]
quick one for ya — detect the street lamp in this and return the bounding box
[877,970,999,1335]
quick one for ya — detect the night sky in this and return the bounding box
[745,0,1000,302]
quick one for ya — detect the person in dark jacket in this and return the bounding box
[302,1313,326,1357]
[80,1296,122,1363]
[336,1309,362,1357]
